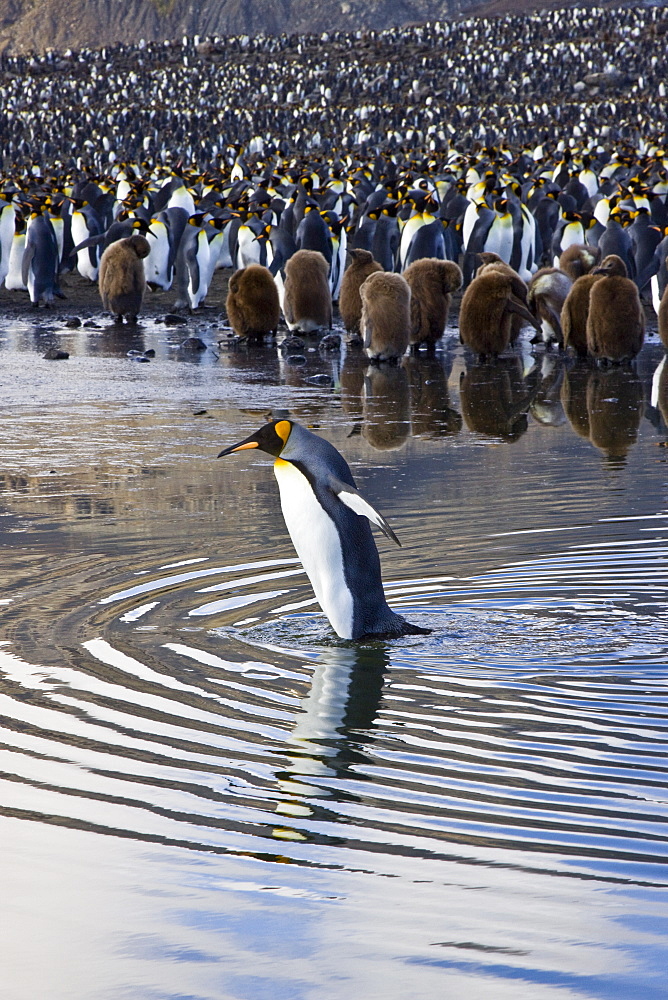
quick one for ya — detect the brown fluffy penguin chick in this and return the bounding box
[561,272,605,357]
[403,258,463,350]
[475,252,532,343]
[659,277,668,352]
[558,243,601,281]
[283,249,332,333]
[338,249,383,338]
[460,269,540,358]
[360,271,411,362]
[586,254,645,363]
[99,235,150,322]
[226,264,280,340]
[527,267,573,346]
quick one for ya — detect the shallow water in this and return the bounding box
[2,313,668,1000]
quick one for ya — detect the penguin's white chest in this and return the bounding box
[486,214,514,262]
[144,221,171,289]
[274,459,354,638]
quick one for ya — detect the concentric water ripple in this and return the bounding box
[2,520,667,892]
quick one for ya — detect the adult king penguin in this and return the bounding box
[218,420,430,641]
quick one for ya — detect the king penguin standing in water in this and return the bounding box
[219,420,430,640]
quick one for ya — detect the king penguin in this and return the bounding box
[218,419,430,641]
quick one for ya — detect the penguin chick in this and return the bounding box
[338,248,383,338]
[218,418,430,640]
[99,235,150,322]
[283,249,332,333]
[226,264,280,340]
[460,270,540,358]
[360,271,411,362]
[658,262,668,352]
[527,267,573,346]
[558,243,601,281]
[475,252,531,343]
[561,272,605,357]
[586,254,645,363]
[403,258,463,351]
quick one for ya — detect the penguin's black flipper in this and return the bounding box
[69,234,105,256]
[21,241,35,286]
[185,240,200,294]
[329,477,401,546]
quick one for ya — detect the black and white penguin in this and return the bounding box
[70,201,102,281]
[0,195,14,288]
[173,214,211,310]
[218,419,430,640]
[22,210,61,306]
[4,213,27,291]
[143,215,173,290]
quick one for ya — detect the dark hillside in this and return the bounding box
[0,0,634,54]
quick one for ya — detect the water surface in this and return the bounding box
[2,315,668,999]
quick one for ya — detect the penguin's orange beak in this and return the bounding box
[217,440,258,457]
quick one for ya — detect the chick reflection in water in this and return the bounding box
[405,353,462,439]
[362,363,411,450]
[460,357,538,442]
[219,419,430,640]
[587,367,644,463]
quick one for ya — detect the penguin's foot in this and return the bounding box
[358,619,432,640]
[397,619,433,637]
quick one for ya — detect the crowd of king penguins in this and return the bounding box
[3,11,668,635]
[0,5,667,364]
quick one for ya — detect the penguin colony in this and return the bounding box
[0,7,667,361]
[1,9,667,635]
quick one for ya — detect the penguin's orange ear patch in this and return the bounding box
[274,420,292,444]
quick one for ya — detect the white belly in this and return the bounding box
[274,460,354,638]
[5,235,26,290]
[651,274,661,316]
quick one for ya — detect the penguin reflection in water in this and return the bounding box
[219,419,430,640]
[99,235,151,323]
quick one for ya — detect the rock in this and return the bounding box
[43,348,69,360]
[180,336,207,351]
[280,335,306,353]
[318,333,341,352]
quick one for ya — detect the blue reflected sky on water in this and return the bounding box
[1,320,668,999]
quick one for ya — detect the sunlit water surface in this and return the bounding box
[1,314,668,999]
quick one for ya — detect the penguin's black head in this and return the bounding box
[217,420,292,459]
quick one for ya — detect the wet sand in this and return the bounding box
[0,266,232,325]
